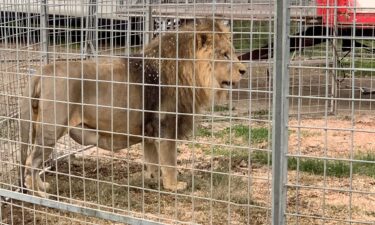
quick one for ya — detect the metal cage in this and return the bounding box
[1,0,374,224]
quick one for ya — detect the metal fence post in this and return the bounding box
[84,0,98,56]
[272,0,290,224]
[144,0,153,45]
[40,0,49,64]
[330,0,338,114]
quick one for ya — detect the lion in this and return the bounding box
[19,19,247,197]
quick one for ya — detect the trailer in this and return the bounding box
[317,0,375,27]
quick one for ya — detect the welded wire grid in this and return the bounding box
[1,0,373,224]
[0,0,276,224]
[286,0,375,224]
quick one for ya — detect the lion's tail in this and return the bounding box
[19,75,40,189]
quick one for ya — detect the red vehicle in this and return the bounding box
[238,0,375,94]
[240,0,375,63]
[317,0,375,27]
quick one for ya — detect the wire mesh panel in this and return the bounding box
[0,0,277,224]
[286,0,375,224]
[3,0,373,224]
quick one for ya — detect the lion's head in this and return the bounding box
[193,20,247,90]
[143,19,247,108]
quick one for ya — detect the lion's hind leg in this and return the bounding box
[24,122,64,197]
[19,101,36,192]
[24,105,68,197]
[19,78,40,192]
[24,134,55,197]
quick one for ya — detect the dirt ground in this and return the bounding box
[1,113,375,225]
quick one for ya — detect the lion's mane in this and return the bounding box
[126,20,230,139]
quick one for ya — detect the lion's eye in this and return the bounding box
[224,53,230,60]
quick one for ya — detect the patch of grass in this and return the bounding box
[251,151,271,165]
[352,153,375,178]
[251,109,269,118]
[197,125,375,179]
[209,145,230,156]
[129,46,143,54]
[213,146,249,159]
[201,146,251,173]
[303,42,333,58]
[328,204,350,214]
[299,130,320,138]
[340,58,375,77]
[228,125,269,144]
[212,125,269,146]
[213,105,231,112]
[232,20,302,52]
[232,125,250,137]
[249,127,269,143]
[199,125,270,170]
[232,20,272,50]
[215,125,264,140]
[203,145,249,159]
[69,43,81,49]
[288,157,350,177]
[252,151,375,178]
[196,126,212,137]
[301,40,375,76]
[365,211,375,217]
[187,142,202,149]
[192,171,254,205]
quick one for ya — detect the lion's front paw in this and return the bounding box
[36,190,50,199]
[24,173,50,198]
[163,181,187,191]
[38,180,50,192]
[24,174,33,190]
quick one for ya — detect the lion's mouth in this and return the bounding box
[221,81,236,88]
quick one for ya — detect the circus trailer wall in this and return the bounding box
[317,0,375,26]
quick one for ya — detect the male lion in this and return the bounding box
[19,19,246,197]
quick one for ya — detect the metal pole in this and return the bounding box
[144,0,152,45]
[126,18,131,55]
[0,189,164,225]
[84,0,97,56]
[40,0,49,64]
[330,0,338,114]
[272,0,290,224]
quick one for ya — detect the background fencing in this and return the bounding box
[0,0,374,224]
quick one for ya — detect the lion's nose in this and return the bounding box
[239,69,246,76]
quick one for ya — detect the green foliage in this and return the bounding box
[252,151,375,178]
[223,125,269,144]
[232,20,272,50]
[196,127,212,137]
